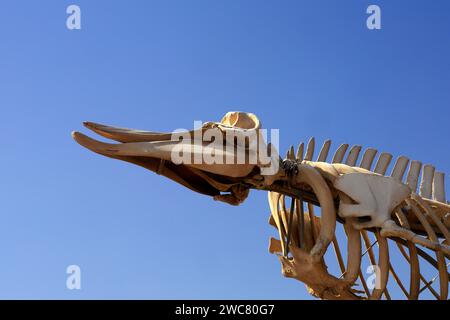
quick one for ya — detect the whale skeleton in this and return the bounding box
[73,111,449,300]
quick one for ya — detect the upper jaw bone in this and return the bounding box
[82,121,174,143]
[72,131,258,178]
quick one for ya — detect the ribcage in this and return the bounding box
[268,137,449,300]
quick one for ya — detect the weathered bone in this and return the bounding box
[332,144,349,163]
[359,148,377,170]
[73,111,449,300]
[334,173,411,229]
[391,156,410,182]
[317,140,331,162]
[420,164,435,199]
[296,142,304,161]
[305,137,315,161]
[345,145,362,166]
[374,152,393,175]
[433,172,446,203]
[406,160,422,193]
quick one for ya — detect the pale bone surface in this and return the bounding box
[73,111,450,300]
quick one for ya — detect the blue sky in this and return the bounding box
[0,0,449,299]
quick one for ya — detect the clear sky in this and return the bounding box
[0,0,449,299]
